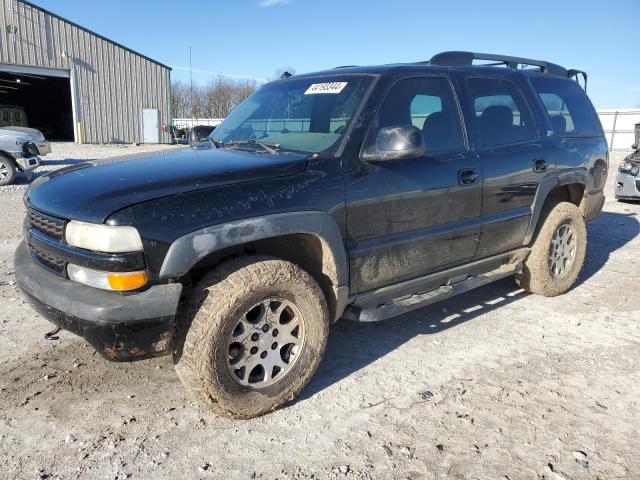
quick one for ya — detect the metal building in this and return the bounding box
[0,0,171,143]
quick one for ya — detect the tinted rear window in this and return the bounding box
[530,77,602,137]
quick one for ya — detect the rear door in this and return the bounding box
[460,75,556,258]
[345,75,482,294]
[529,76,608,217]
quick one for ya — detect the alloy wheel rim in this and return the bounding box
[549,223,576,277]
[0,164,7,179]
[226,297,305,389]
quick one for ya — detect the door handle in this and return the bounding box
[532,158,549,173]
[458,169,479,185]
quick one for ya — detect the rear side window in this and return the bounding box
[530,77,602,137]
[468,78,537,147]
[372,76,465,152]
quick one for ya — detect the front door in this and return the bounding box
[345,76,483,294]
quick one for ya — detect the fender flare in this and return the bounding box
[524,170,588,245]
[159,211,349,321]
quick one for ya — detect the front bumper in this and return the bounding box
[14,241,183,361]
[14,154,40,172]
[37,141,51,156]
[615,172,640,199]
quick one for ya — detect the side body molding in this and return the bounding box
[159,211,349,321]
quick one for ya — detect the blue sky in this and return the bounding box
[32,0,640,108]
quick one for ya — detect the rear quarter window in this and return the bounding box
[530,77,602,137]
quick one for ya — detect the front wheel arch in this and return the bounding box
[0,154,17,186]
[160,212,350,321]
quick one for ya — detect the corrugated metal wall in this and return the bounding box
[0,0,171,143]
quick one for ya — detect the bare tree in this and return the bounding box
[172,77,257,119]
[171,80,192,118]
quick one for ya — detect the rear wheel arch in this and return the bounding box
[525,178,587,245]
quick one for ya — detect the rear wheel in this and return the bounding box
[0,157,16,186]
[516,202,587,296]
[174,255,329,419]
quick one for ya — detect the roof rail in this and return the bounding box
[429,51,567,76]
[428,51,587,91]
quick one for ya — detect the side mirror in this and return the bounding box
[632,143,638,151]
[362,125,425,162]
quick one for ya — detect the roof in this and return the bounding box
[19,0,171,70]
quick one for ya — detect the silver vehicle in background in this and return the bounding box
[615,124,640,201]
[0,128,40,186]
[0,126,51,156]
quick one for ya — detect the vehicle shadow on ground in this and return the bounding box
[575,210,640,287]
[299,278,527,402]
[299,209,640,402]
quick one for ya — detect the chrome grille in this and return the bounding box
[27,208,66,240]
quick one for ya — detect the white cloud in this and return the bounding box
[258,0,293,7]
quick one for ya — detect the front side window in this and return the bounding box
[367,76,465,153]
[211,75,372,155]
[468,78,537,147]
[530,77,602,137]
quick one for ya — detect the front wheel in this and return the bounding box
[516,202,587,297]
[0,156,16,186]
[174,255,329,419]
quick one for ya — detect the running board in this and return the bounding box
[344,261,522,323]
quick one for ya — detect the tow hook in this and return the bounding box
[44,327,61,341]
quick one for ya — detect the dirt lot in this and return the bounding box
[1,145,639,480]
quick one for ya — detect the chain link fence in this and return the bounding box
[597,109,640,150]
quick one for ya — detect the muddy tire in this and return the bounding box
[174,255,329,419]
[0,156,16,186]
[516,201,587,296]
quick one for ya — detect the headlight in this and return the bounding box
[67,264,148,291]
[65,221,143,253]
[632,166,639,175]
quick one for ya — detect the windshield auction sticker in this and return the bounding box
[304,82,348,95]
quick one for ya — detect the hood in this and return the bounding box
[25,147,309,223]
[0,128,33,142]
[1,126,44,141]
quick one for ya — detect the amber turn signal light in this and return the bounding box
[106,271,149,291]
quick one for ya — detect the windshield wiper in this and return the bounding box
[227,139,280,155]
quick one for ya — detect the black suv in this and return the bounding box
[15,52,608,418]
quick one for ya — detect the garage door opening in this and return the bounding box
[0,68,74,141]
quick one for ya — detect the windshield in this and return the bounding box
[210,75,371,155]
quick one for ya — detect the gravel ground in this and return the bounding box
[0,146,639,480]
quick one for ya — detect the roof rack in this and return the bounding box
[428,51,588,90]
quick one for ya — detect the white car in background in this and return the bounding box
[0,126,51,156]
[0,128,40,186]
